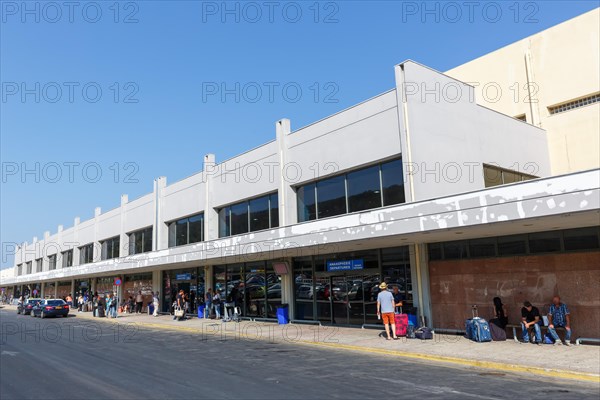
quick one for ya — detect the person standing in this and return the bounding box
[391,286,403,311]
[213,290,221,320]
[77,294,84,312]
[521,301,542,345]
[376,282,398,340]
[152,291,160,317]
[204,288,213,319]
[135,291,143,314]
[547,296,572,346]
[174,290,184,321]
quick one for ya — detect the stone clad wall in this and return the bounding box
[429,251,600,339]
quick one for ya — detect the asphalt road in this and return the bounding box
[1,308,598,399]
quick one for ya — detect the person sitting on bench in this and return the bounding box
[521,301,542,345]
[547,296,572,346]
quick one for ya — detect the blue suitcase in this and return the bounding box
[465,306,492,342]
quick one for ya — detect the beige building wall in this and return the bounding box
[446,8,600,175]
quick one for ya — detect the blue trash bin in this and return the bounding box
[276,304,289,324]
[198,305,205,318]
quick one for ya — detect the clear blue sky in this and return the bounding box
[1,1,598,268]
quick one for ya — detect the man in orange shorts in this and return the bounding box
[377,282,398,340]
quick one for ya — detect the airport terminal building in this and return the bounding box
[3,14,600,339]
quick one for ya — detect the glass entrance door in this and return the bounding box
[331,274,365,325]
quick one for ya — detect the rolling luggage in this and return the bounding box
[489,322,507,341]
[407,324,416,339]
[415,327,433,340]
[465,306,492,343]
[394,307,408,336]
[97,305,105,318]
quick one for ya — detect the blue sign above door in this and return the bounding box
[326,259,364,272]
[175,273,191,281]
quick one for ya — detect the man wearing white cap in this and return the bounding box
[377,282,398,340]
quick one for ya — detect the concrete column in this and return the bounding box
[72,217,80,266]
[152,270,161,295]
[70,279,75,298]
[93,207,101,262]
[91,278,96,295]
[280,258,294,318]
[153,177,167,251]
[120,195,129,257]
[54,281,58,298]
[409,244,432,327]
[275,119,296,226]
[40,283,45,299]
[204,265,214,291]
[203,154,218,241]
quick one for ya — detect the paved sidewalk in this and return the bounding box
[5,305,599,382]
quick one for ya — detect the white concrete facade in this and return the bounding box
[5,61,595,326]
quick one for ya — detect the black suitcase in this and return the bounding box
[97,306,105,318]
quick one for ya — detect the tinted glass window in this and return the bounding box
[297,183,316,222]
[528,231,561,253]
[502,171,521,184]
[443,241,468,259]
[483,166,502,187]
[497,234,527,255]
[317,175,346,219]
[48,300,65,306]
[219,208,230,237]
[249,196,270,232]
[428,243,443,261]
[230,202,249,235]
[381,160,405,206]
[143,228,153,252]
[563,227,599,251]
[188,214,204,244]
[469,238,497,258]
[269,193,279,228]
[176,218,188,246]
[347,165,382,212]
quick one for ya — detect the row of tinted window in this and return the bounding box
[128,227,153,255]
[79,243,94,265]
[168,213,204,247]
[61,250,73,268]
[297,159,405,222]
[428,227,600,260]
[219,193,279,238]
[483,164,537,188]
[101,236,120,260]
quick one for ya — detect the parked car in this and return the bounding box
[17,298,42,315]
[31,299,70,318]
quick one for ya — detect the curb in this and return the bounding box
[4,307,599,383]
[73,312,600,384]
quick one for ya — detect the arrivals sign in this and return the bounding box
[176,273,191,281]
[326,259,364,272]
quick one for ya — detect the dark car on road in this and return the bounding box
[31,299,70,318]
[17,298,42,315]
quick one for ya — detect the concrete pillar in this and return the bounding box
[54,281,58,298]
[280,258,294,318]
[204,265,213,291]
[203,154,218,241]
[90,278,96,295]
[70,279,75,299]
[153,177,167,251]
[120,195,129,257]
[275,119,296,226]
[410,244,432,327]
[72,217,80,266]
[93,207,101,262]
[40,283,45,299]
[152,270,161,295]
